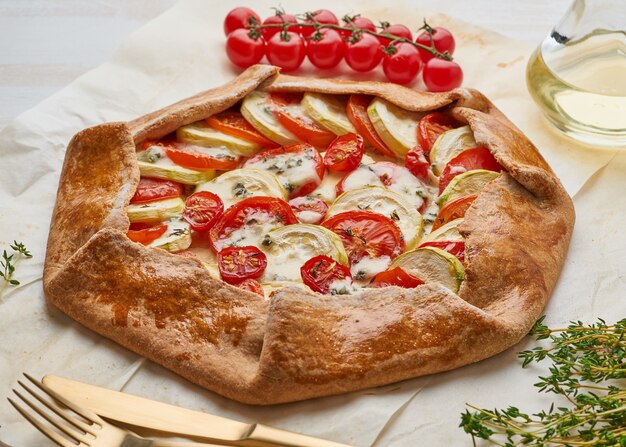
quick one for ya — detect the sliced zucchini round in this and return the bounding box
[424,218,464,243]
[127,197,185,223]
[260,224,348,283]
[176,121,261,156]
[437,169,500,207]
[240,91,299,147]
[301,93,356,136]
[367,98,424,157]
[390,246,464,293]
[137,146,216,185]
[149,218,192,252]
[429,126,477,176]
[328,186,423,249]
[196,168,286,209]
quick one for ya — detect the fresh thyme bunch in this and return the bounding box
[461,317,626,446]
[0,241,32,295]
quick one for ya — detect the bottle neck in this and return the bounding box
[553,0,626,43]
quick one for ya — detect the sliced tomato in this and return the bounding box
[182,191,224,232]
[404,146,430,180]
[205,110,278,148]
[130,177,183,205]
[218,245,267,284]
[419,240,465,263]
[300,255,353,294]
[270,93,336,148]
[236,278,264,297]
[417,112,461,157]
[323,133,364,173]
[371,267,424,288]
[321,210,404,266]
[127,222,167,245]
[346,95,395,157]
[438,147,503,194]
[288,195,328,224]
[160,141,241,171]
[432,194,478,231]
[244,144,325,198]
[209,196,298,252]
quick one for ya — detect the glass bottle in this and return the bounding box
[526,0,626,147]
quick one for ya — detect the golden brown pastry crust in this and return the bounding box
[44,65,575,405]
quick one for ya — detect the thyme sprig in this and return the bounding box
[1,241,32,292]
[461,317,626,446]
[246,12,452,61]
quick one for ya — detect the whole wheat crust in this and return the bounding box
[43,65,575,405]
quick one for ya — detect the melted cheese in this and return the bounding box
[350,255,392,280]
[149,217,192,252]
[196,169,286,209]
[310,170,344,203]
[213,210,282,252]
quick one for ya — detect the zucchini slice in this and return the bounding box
[423,218,464,243]
[390,246,465,293]
[240,91,300,146]
[149,218,192,252]
[137,146,216,185]
[301,93,356,136]
[127,197,185,223]
[429,126,477,176]
[367,98,424,157]
[176,121,261,156]
[437,170,500,207]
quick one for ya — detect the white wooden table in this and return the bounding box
[1,0,571,128]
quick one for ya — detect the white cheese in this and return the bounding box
[350,255,392,280]
[213,210,281,252]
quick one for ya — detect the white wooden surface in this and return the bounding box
[0,0,571,129]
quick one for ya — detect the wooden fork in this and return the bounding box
[8,373,228,447]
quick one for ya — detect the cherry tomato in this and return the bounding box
[182,191,224,232]
[415,27,456,62]
[266,31,306,72]
[340,16,376,38]
[288,196,328,224]
[346,95,394,157]
[270,93,336,148]
[321,210,404,267]
[300,255,352,294]
[439,147,503,194]
[383,42,423,84]
[205,110,278,148]
[225,29,265,68]
[218,245,267,284]
[324,133,364,172]
[417,112,461,155]
[306,29,345,69]
[404,146,430,180]
[378,23,413,47]
[127,222,167,245]
[209,196,298,252]
[130,178,183,205]
[419,240,465,263]
[262,13,299,39]
[162,142,241,170]
[301,9,339,37]
[432,194,477,231]
[223,7,261,36]
[345,33,383,72]
[371,267,424,288]
[236,278,264,296]
[423,58,463,92]
[244,144,325,198]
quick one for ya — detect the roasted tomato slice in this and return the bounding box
[236,278,264,296]
[182,191,224,232]
[130,177,183,205]
[218,245,268,284]
[417,112,461,156]
[432,194,478,231]
[149,141,241,171]
[323,133,364,173]
[346,95,395,157]
[288,195,328,224]
[209,196,298,252]
[127,222,167,245]
[438,147,503,194]
[270,93,336,148]
[404,146,430,180]
[300,255,353,294]
[322,210,404,279]
[419,240,465,263]
[371,266,424,288]
[244,144,325,198]
[205,110,278,148]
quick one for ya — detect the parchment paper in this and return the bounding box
[1,0,624,446]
